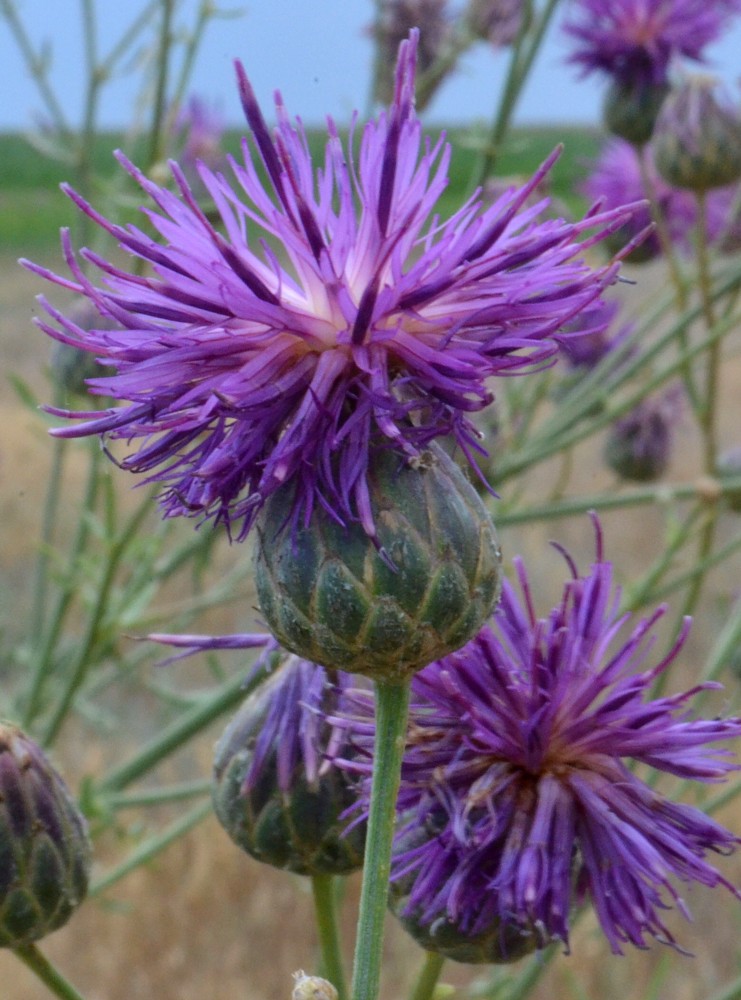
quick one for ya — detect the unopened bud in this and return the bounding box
[653,77,741,191]
[603,77,669,145]
[255,446,502,682]
[0,722,91,948]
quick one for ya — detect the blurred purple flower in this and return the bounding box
[25,32,639,542]
[565,0,741,86]
[582,138,701,259]
[336,523,741,955]
[174,96,226,176]
[467,0,527,48]
[556,298,633,369]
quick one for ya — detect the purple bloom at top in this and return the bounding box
[335,521,741,957]
[565,0,741,86]
[25,32,639,542]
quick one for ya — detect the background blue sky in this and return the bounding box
[3,1,741,131]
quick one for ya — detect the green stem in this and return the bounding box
[0,0,73,138]
[42,496,153,747]
[90,800,212,897]
[146,0,175,171]
[312,875,348,1000]
[495,472,741,526]
[23,438,103,730]
[407,951,445,1000]
[473,0,560,187]
[637,145,688,311]
[29,390,67,643]
[350,679,411,1000]
[14,944,86,1000]
[97,662,270,793]
[106,778,212,809]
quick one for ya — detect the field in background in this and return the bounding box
[2,124,741,1000]
[0,125,601,252]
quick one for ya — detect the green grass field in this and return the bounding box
[0,125,602,255]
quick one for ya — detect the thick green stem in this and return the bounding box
[14,944,86,1000]
[350,679,411,1000]
[313,875,348,1000]
[408,951,445,1000]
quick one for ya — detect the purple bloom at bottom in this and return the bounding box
[335,522,741,957]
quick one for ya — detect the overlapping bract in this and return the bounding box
[27,33,638,542]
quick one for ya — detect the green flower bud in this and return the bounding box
[653,77,741,191]
[212,659,365,875]
[603,77,669,146]
[0,722,91,948]
[255,446,502,682]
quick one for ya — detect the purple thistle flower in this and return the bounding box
[564,0,741,87]
[25,32,640,543]
[335,522,741,957]
[556,298,633,369]
[582,138,697,259]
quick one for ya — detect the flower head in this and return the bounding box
[336,523,741,957]
[556,298,633,369]
[212,655,367,875]
[565,0,741,87]
[604,391,678,481]
[26,32,638,543]
[466,0,527,48]
[582,138,697,259]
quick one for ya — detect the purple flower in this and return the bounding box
[25,32,639,542]
[565,0,741,87]
[336,522,741,956]
[467,0,527,48]
[582,138,696,258]
[556,298,633,369]
[584,138,741,261]
[173,96,226,178]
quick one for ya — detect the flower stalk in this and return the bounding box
[350,679,411,1000]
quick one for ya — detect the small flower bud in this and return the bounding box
[255,446,502,682]
[604,397,673,482]
[653,76,741,191]
[603,77,669,145]
[292,971,339,1000]
[212,659,366,875]
[0,722,91,948]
